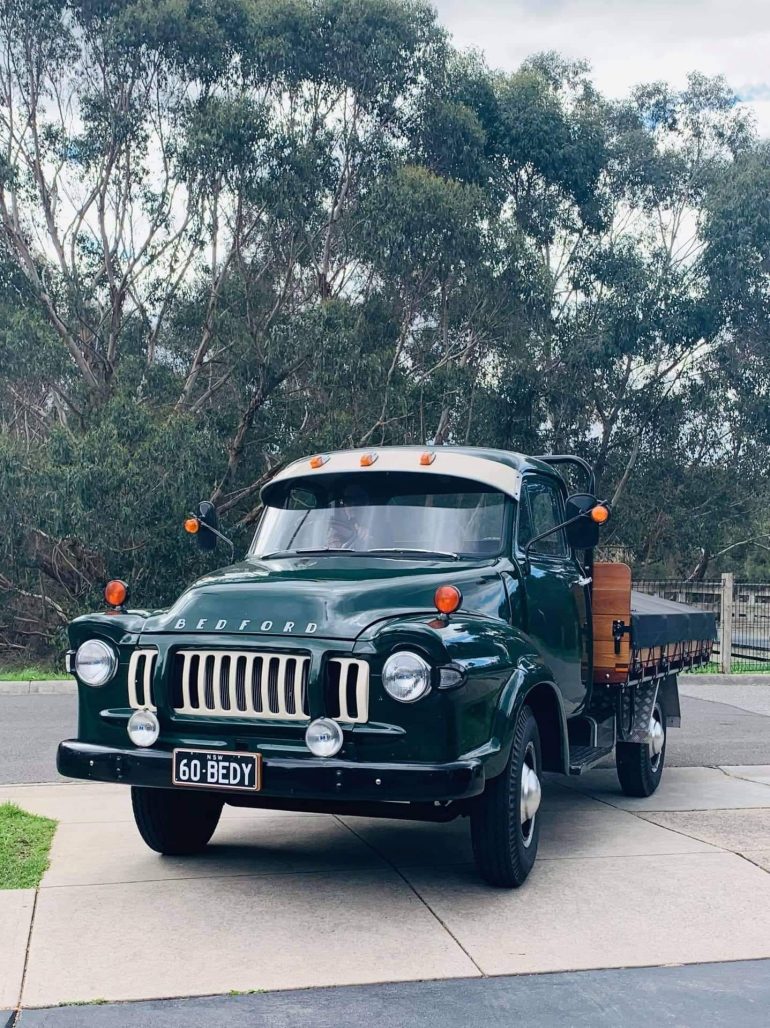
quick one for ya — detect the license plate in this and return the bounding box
[172,749,261,792]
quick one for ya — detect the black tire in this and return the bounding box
[131,787,223,855]
[616,698,666,797]
[470,704,542,888]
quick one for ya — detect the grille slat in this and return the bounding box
[127,649,157,711]
[180,651,193,711]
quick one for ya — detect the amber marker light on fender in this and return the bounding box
[104,579,128,608]
[435,584,462,615]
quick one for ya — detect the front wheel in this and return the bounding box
[616,699,666,797]
[131,787,223,855]
[470,705,542,888]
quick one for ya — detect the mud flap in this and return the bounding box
[619,674,680,743]
[659,674,681,728]
[619,680,659,744]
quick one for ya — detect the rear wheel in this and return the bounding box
[616,699,666,797]
[131,787,223,855]
[470,705,542,888]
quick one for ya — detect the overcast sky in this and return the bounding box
[433,0,770,136]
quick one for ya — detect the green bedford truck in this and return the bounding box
[58,447,715,887]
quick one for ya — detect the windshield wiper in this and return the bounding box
[259,547,357,559]
[259,546,460,560]
[364,547,459,560]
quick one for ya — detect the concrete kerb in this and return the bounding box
[0,681,75,696]
[687,675,770,686]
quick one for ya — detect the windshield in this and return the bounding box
[251,473,508,559]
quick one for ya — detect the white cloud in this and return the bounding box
[433,0,770,135]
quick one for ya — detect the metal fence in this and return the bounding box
[634,574,770,674]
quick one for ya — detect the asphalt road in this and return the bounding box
[1,689,769,786]
[0,695,76,785]
[7,959,770,1028]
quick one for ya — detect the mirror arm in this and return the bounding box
[189,513,235,560]
[522,511,593,573]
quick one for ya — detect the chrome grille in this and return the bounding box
[173,651,310,721]
[169,650,370,724]
[127,649,157,711]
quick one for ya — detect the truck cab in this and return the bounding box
[58,446,715,887]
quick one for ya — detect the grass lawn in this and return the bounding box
[0,804,57,889]
[692,662,770,675]
[0,664,61,681]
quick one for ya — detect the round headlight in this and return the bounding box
[305,718,344,757]
[127,708,160,748]
[382,651,432,703]
[74,639,118,687]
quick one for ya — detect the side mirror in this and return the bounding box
[564,493,610,550]
[184,500,221,552]
[195,500,220,552]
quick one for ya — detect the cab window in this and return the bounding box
[518,478,568,557]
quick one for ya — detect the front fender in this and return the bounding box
[460,660,569,779]
[359,615,567,773]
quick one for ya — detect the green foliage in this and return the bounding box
[0,0,769,657]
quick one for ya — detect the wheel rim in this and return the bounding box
[649,703,665,772]
[520,741,541,847]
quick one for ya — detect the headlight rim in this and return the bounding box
[127,708,160,747]
[305,717,345,757]
[74,638,118,688]
[381,649,433,704]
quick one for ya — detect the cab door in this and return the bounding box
[516,474,587,715]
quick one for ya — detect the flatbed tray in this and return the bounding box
[592,563,716,685]
[631,591,717,649]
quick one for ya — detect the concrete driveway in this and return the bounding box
[2,764,770,1012]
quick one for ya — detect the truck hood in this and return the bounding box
[140,555,508,641]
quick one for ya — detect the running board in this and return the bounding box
[568,744,614,775]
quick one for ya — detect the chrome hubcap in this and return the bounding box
[649,705,665,771]
[520,742,541,847]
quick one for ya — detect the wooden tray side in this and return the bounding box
[592,562,632,683]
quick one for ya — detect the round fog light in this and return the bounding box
[127,709,160,748]
[305,717,343,757]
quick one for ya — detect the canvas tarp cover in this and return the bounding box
[630,591,717,649]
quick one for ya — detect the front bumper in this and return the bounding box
[57,740,485,803]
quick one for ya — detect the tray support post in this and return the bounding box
[720,572,734,674]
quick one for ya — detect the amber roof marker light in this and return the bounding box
[104,579,128,609]
[434,584,463,617]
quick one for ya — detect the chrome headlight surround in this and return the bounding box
[381,651,432,703]
[74,639,118,687]
[127,708,160,747]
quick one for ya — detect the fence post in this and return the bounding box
[720,572,734,674]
